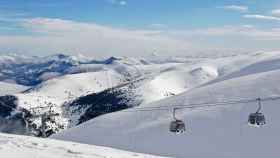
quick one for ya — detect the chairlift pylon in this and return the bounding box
[169,108,186,134]
[248,98,266,127]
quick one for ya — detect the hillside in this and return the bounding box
[0,70,124,136]
[0,54,210,136]
[1,52,280,157]
[53,51,280,158]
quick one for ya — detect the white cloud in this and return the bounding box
[241,25,254,29]
[221,5,248,12]
[108,0,127,6]
[167,25,280,42]
[1,17,280,57]
[271,9,280,16]
[243,14,280,21]
[164,25,280,53]
[119,1,127,6]
[0,18,189,57]
[148,23,168,29]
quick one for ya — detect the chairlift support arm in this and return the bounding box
[256,98,262,113]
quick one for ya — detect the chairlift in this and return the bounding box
[169,108,186,134]
[248,98,266,127]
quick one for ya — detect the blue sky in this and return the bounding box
[0,0,280,57]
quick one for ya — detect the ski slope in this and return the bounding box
[0,133,166,158]
[54,51,280,158]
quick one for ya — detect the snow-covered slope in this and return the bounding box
[54,51,280,158]
[139,64,218,104]
[2,52,280,157]
[3,57,216,136]
[3,70,124,136]
[0,133,166,158]
[20,70,122,107]
[0,82,28,96]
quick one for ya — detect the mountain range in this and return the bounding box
[1,51,280,157]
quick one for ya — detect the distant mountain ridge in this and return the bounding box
[0,54,122,86]
[0,53,194,86]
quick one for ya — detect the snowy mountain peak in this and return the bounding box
[104,56,121,64]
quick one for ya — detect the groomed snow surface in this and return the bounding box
[0,133,167,158]
[54,51,280,158]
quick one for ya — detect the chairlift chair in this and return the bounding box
[248,112,266,126]
[169,108,186,134]
[248,98,266,127]
[170,119,186,133]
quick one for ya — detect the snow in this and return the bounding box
[2,52,280,157]
[17,71,123,109]
[139,64,219,104]
[0,133,166,158]
[11,70,124,131]
[0,82,29,96]
[39,72,62,81]
[14,58,202,112]
[0,54,34,65]
[54,51,280,158]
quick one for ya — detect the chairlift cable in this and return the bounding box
[122,96,280,113]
